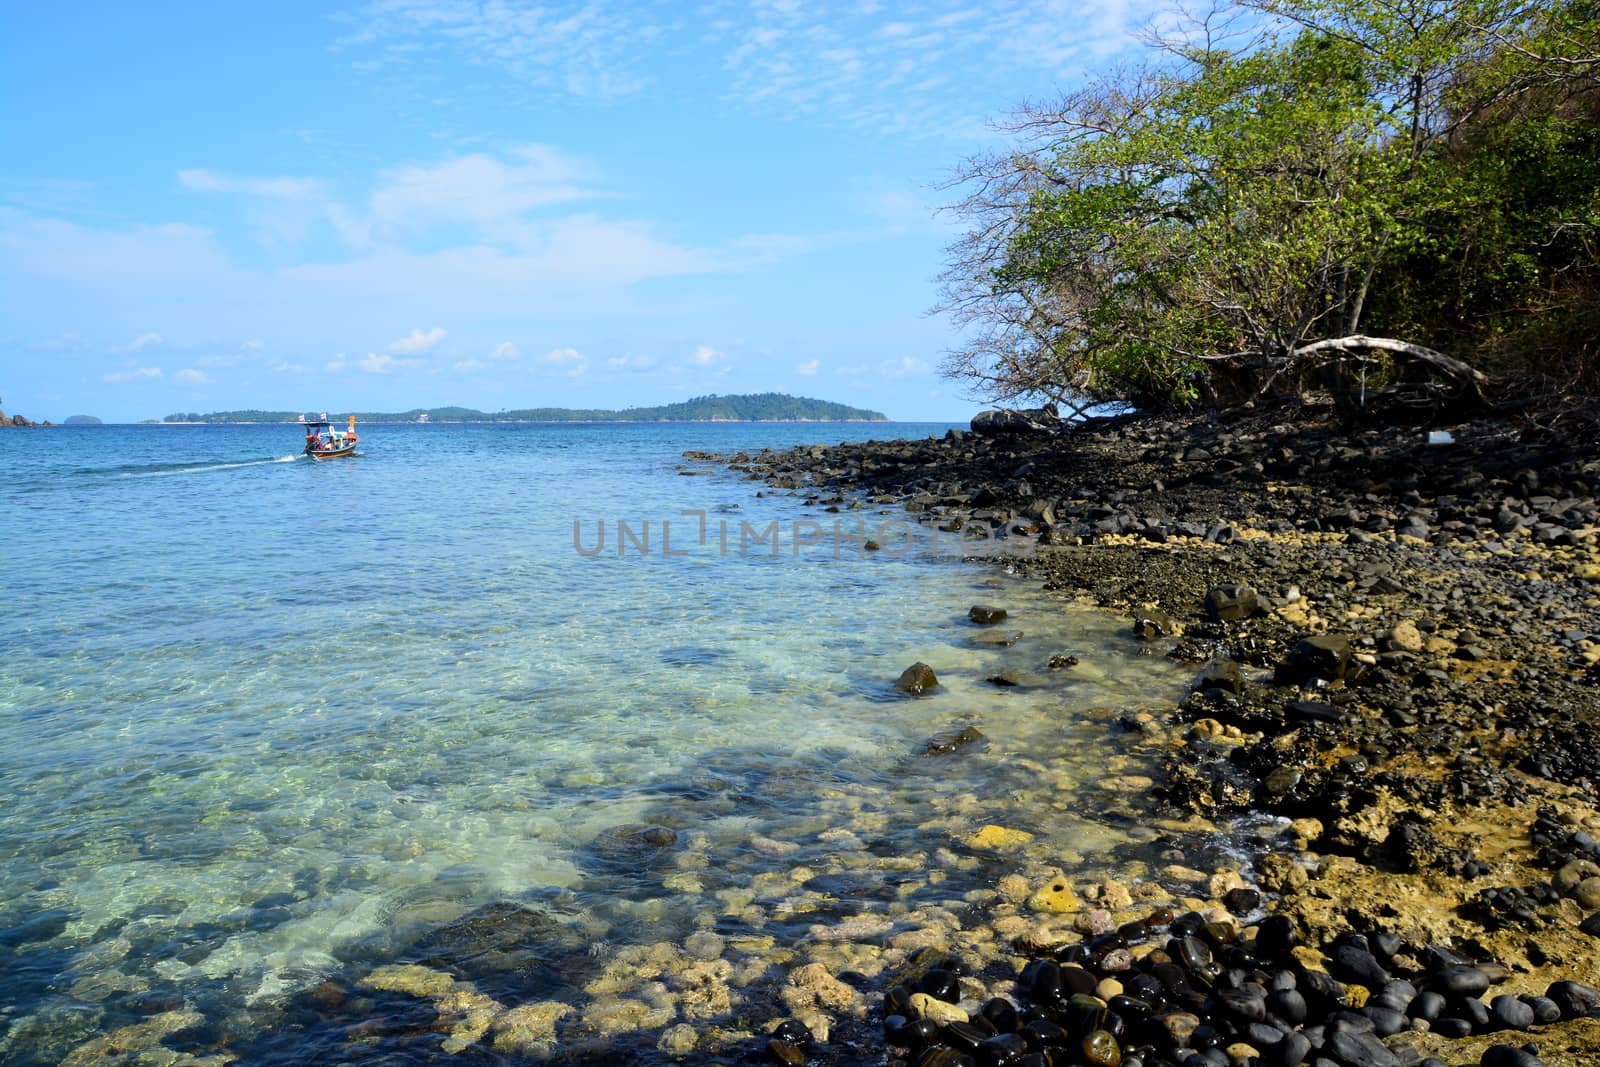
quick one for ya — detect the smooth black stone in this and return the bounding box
[1490,994,1535,1030]
[1065,993,1109,1035]
[1460,997,1492,1028]
[1480,1046,1548,1067]
[1421,946,1473,972]
[1023,959,1063,1003]
[1523,995,1561,1024]
[1380,979,1418,1004]
[1370,932,1403,961]
[1298,969,1349,1011]
[1326,1011,1376,1035]
[1432,1017,1473,1038]
[944,1021,989,1054]
[1219,990,1267,1022]
[975,1032,1027,1067]
[1408,991,1446,1021]
[1264,1030,1312,1067]
[1170,935,1213,971]
[1545,980,1599,1018]
[1109,995,1153,1025]
[1057,943,1094,966]
[1330,944,1390,989]
[916,1047,977,1067]
[1364,1006,1409,1036]
[768,1037,806,1065]
[1019,1018,1067,1051]
[981,998,1020,1034]
[1431,965,1491,997]
[1062,966,1100,996]
[1126,974,1166,1005]
[1269,988,1309,1025]
[1245,1020,1287,1048]
[922,968,962,1002]
[1326,1028,1400,1067]
[1580,912,1600,937]
[887,984,916,1015]
[1256,916,1299,961]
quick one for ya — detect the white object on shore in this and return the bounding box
[1426,430,1455,445]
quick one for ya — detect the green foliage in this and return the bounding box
[940,0,1600,411]
[161,394,890,424]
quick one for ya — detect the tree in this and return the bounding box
[938,0,1596,417]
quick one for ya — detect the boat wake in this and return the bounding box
[78,455,307,478]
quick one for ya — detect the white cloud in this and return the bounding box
[491,341,521,360]
[606,354,658,370]
[796,359,820,376]
[880,356,929,377]
[344,5,648,99]
[835,365,867,377]
[241,339,264,351]
[325,354,347,373]
[175,368,209,384]
[689,345,723,367]
[541,346,589,376]
[179,170,322,199]
[126,332,163,351]
[370,146,595,237]
[271,361,305,374]
[103,367,162,382]
[454,358,486,372]
[360,352,406,373]
[387,326,447,354]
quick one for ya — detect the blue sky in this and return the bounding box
[1,0,1161,422]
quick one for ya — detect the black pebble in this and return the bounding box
[1480,1045,1548,1067]
[1431,964,1491,997]
[1408,990,1446,1021]
[1263,1030,1311,1067]
[1490,993,1535,1031]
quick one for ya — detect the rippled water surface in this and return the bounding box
[0,422,1189,1064]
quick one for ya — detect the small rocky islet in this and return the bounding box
[681,407,1599,1066]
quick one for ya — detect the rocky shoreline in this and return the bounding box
[0,407,53,427]
[54,409,1597,1067]
[700,407,1599,1066]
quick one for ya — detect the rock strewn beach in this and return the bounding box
[707,409,1600,1066]
[78,411,1598,1067]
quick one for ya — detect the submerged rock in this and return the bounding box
[924,725,986,755]
[894,662,939,695]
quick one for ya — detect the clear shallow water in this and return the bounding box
[0,422,1189,1064]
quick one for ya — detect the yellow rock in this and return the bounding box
[966,824,1035,850]
[1345,983,1370,1008]
[1028,878,1081,913]
[362,963,455,997]
[909,991,968,1025]
[491,1002,575,1054]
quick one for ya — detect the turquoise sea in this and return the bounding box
[0,422,1190,1064]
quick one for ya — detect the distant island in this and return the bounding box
[64,415,103,425]
[162,393,890,424]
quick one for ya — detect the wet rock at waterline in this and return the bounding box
[968,629,1024,647]
[968,604,1009,624]
[894,662,939,695]
[923,725,986,755]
